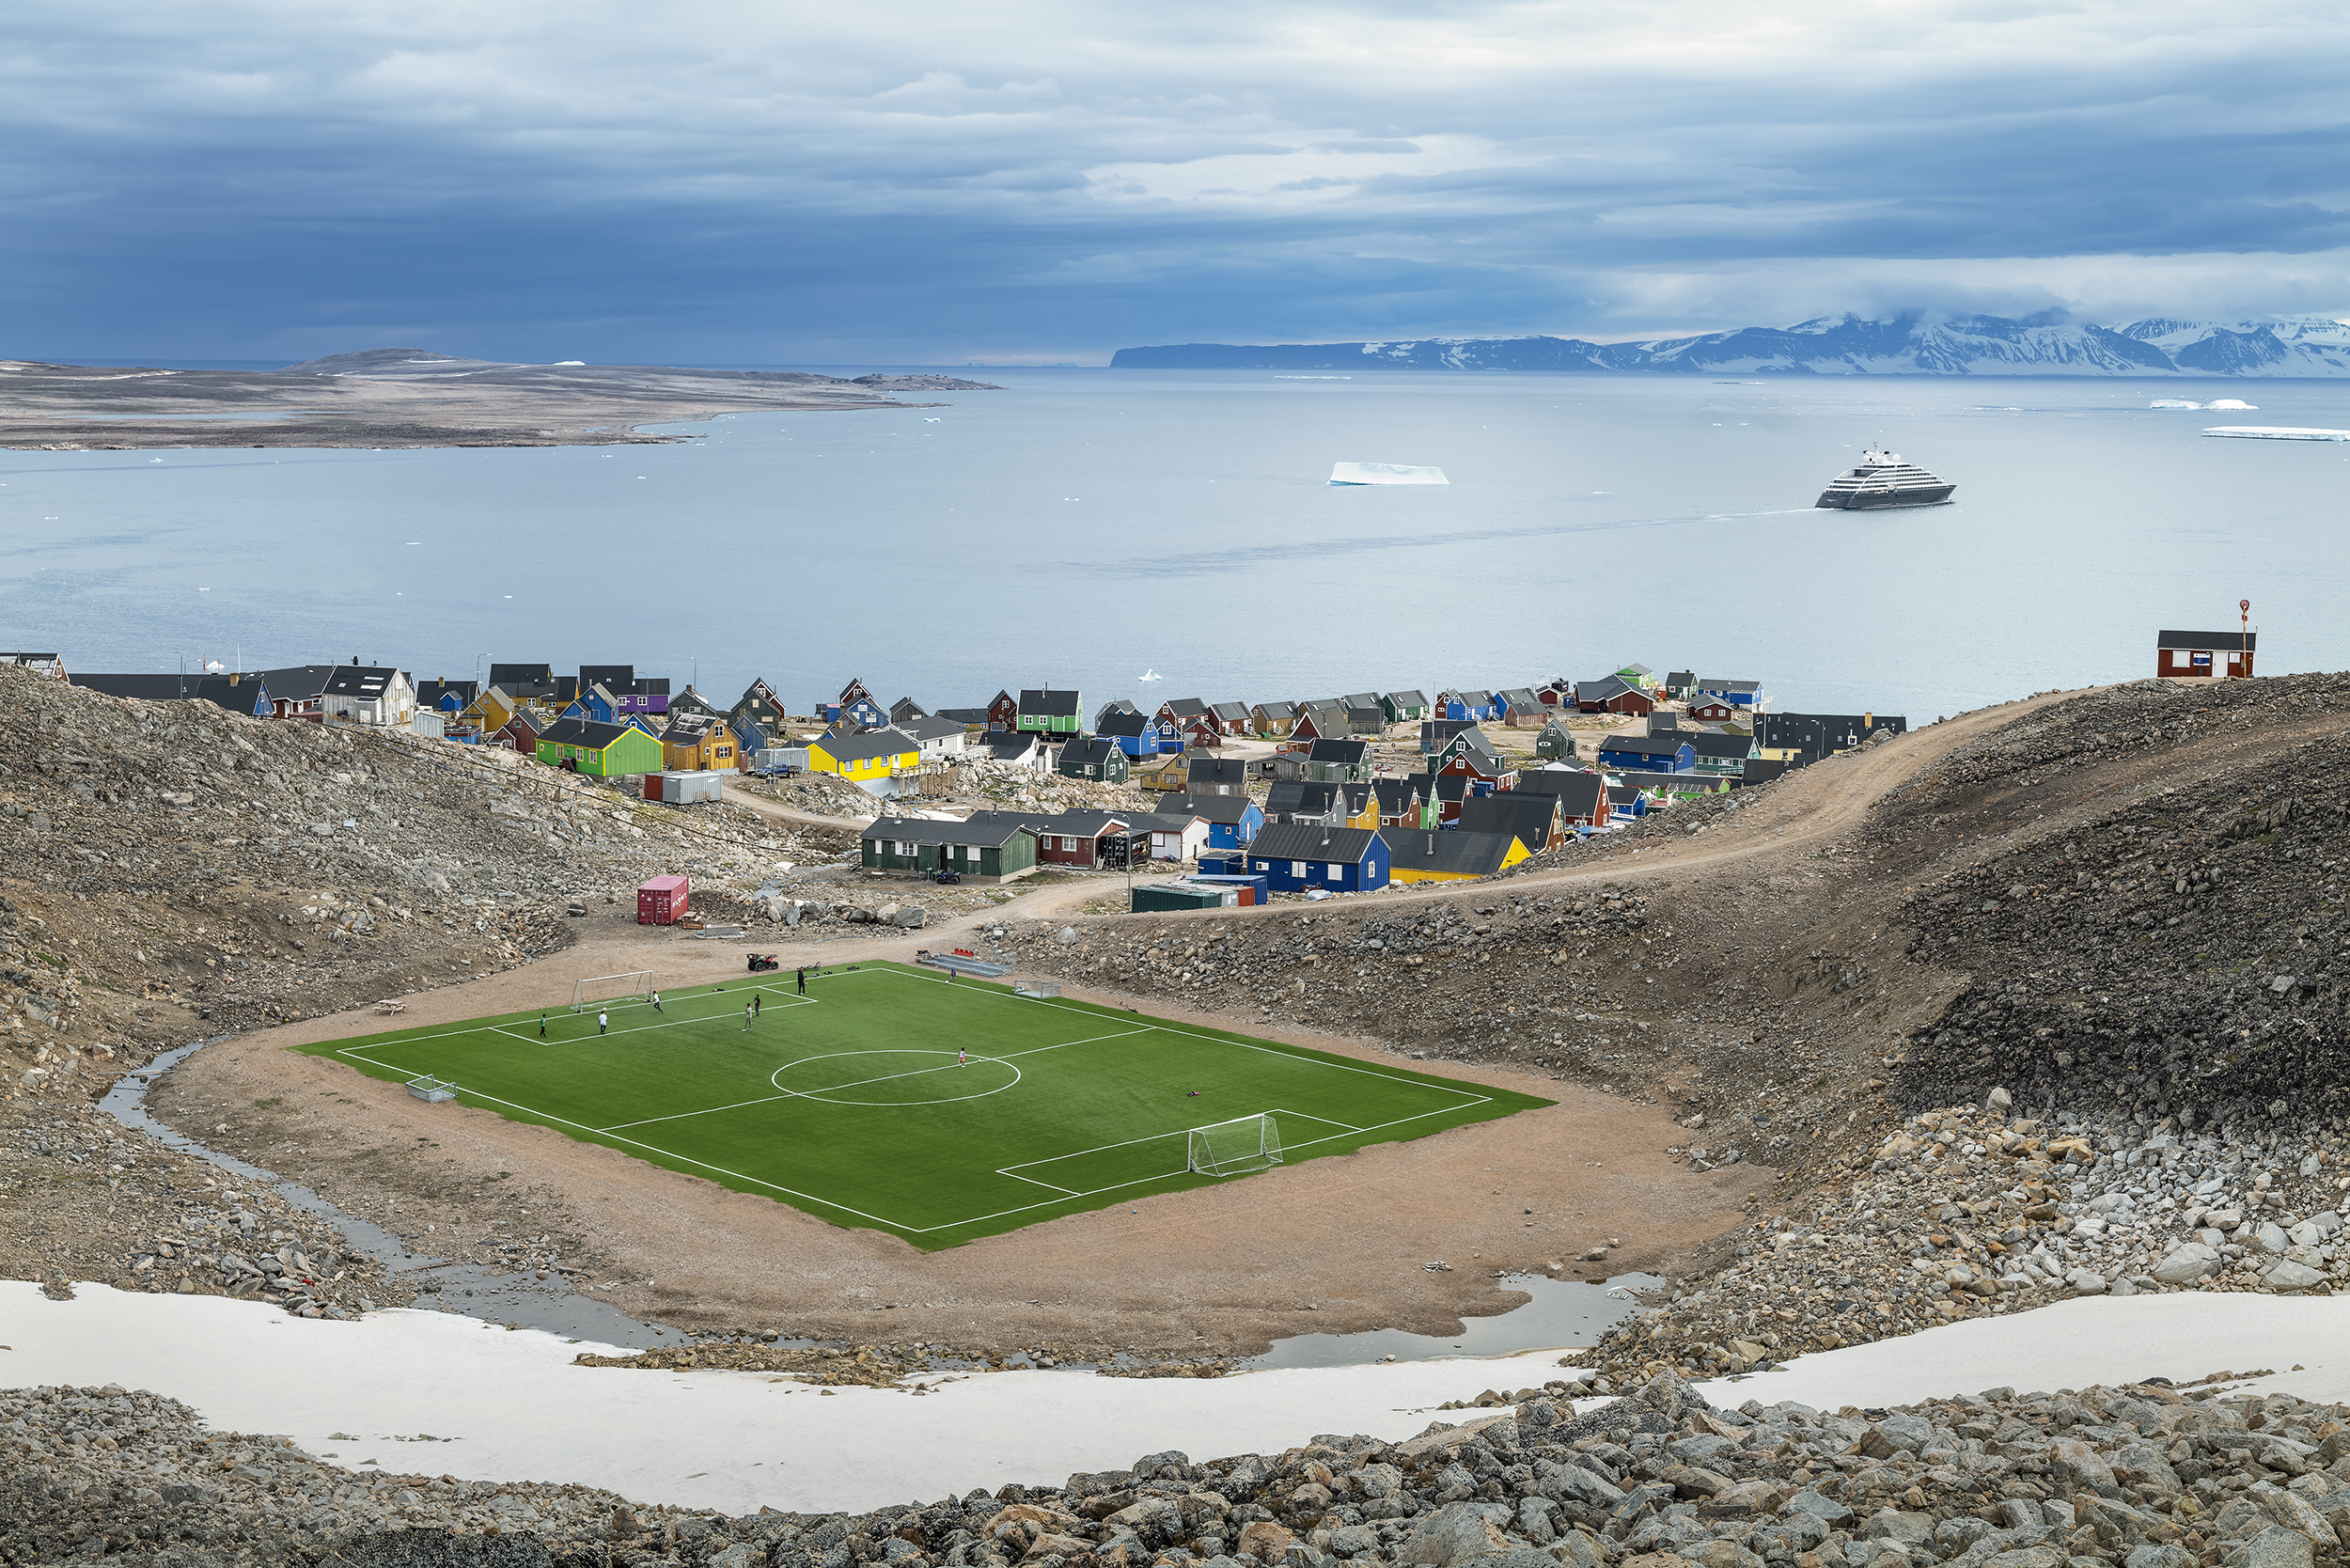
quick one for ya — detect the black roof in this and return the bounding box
[1371,776,1423,814]
[991,808,1134,839]
[1409,769,1470,803]
[1059,736,1124,768]
[1153,792,1259,823]
[540,717,638,749]
[71,673,270,713]
[1694,677,1762,693]
[904,715,968,743]
[977,731,1043,758]
[1440,729,1510,771]
[253,664,338,700]
[1185,756,1247,788]
[934,707,991,725]
[1667,670,1695,685]
[1308,738,1369,763]
[866,814,1036,849]
[579,664,635,689]
[322,664,403,699]
[1386,829,1522,878]
[1266,779,1345,818]
[488,663,554,691]
[416,679,479,706]
[2157,629,2258,650]
[1019,688,1082,717]
[1098,710,1152,739]
[816,728,920,763]
[1687,731,1757,760]
[1757,713,1907,750]
[1514,768,1606,815]
[1160,697,1210,720]
[1596,733,1690,759]
[1458,792,1559,850]
[1247,822,1386,865]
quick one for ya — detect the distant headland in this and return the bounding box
[0,349,1000,451]
[1112,311,2350,377]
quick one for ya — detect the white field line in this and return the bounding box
[998,1027,1156,1058]
[321,982,809,1055]
[330,962,1508,1237]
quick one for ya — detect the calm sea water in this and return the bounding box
[6,371,2347,720]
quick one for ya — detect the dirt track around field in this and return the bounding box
[151,928,1764,1356]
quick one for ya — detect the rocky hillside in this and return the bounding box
[10,1365,2349,1568]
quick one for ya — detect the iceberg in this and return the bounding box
[2149,400,2201,410]
[2201,426,2350,441]
[2205,399,2258,410]
[1329,462,1449,486]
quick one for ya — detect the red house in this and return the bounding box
[985,689,1019,730]
[1687,695,1738,724]
[2156,630,2255,680]
[498,709,547,756]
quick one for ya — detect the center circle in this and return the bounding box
[770,1049,1021,1106]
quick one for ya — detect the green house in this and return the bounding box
[1381,689,1430,722]
[535,716,665,777]
[1534,719,1578,761]
[861,814,1039,881]
[1057,736,1130,783]
[1016,687,1083,735]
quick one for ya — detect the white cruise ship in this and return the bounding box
[1814,446,1956,510]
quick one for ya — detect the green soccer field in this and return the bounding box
[293,961,1552,1248]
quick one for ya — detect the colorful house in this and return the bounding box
[537,717,664,777]
[1245,823,1389,893]
[659,715,738,772]
[1016,688,1083,736]
[1664,670,1697,699]
[71,672,275,718]
[1595,733,1694,775]
[1151,792,1262,850]
[1687,694,1741,725]
[1439,690,1504,723]
[861,815,1039,881]
[1152,698,1218,753]
[1381,690,1430,723]
[1250,699,1300,738]
[1386,828,1530,885]
[1304,737,1372,783]
[807,727,922,782]
[1574,677,1655,717]
[1496,687,1547,728]
[1184,756,1248,794]
[889,696,930,726]
[416,679,478,714]
[1002,810,1150,871]
[1209,700,1252,735]
[1534,719,1577,760]
[1692,678,1765,710]
[734,680,791,732]
[1097,709,1154,758]
[1371,776,1438,832]
[496,708,547,757]
[670,684,723,720]
[1514,766,1610,832]
[1615,664,1659,691]
[1058,736,1131,783]
[985,689,1020,730]
[488,663,557,701]
[1687,730,1759,776]
[1434,727,1515,792]
[1458,791,1565,855]
[1290,701,1353,743]
[1094,698,1138,730]
[2157,630,2255,680]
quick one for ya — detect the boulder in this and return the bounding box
[1674,1543,1763,1568]
[2151,1243,2221,1284]
[1401,1503,1512,1567]
[1660,1464,1733,1498]
[2050,1439,2117,1489]
[1782,1493,1854,1525]
[2251,1482,2342,1546]
[2236,1525,2315,1568]
[2255,1222,2291,1255]
[2262,1259,2329,1292]
[1548,1536,1606,1568]
[1236,1524,1296,1562]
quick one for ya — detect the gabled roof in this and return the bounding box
[1459,792,1559,851]
[813,727,921,764]
[417,679,479,707]
[976,731,1045,759]
[1098,710,1152,739]
[1371,776,1423,814]
[1618,663,1654,676]
[1252,699,1299,719]
[1385,689,1429,708]
[1210,700,1251,722]
[663,713,722,743]
[1184,756,1247,788]
[1693,677,1762,694]
[1386,829,1523,879]
[1495,687,1543,709]
[1454,689,1496,707]
[254,664,338,701]
[864,814,1035,849]
[1307,738,1369,763]
[904,715,967,743]
[71,673,271,714]
[1440,728,1509,772]
[1018,688,1082,717]
[1247,822,1386,865]
[1340,692,1383,710]
[1410,770,1471,803]
[579,664,635,689]
[1152,792,1260,823]
[488,662,554,690]
[1058,736,1125,768]
[1687,731,1758,760]
[1596,733,1691,759]
[1514,768,1606,815]
[889,697,929,722]
[540,717,639,749]
[1159,697,1210,720]
[1574,676,1633,702]
[1266,779,1345,817]
[1001,808,1135,839]
[934,707,991,726]
[1667,670,1695,686]
[2157,629,2258,650]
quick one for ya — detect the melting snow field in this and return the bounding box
[7,1285,2350,1513]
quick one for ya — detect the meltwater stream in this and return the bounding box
[102,1039,1647,1365]
[100,1040,688,1346]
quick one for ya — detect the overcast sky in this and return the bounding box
[6,0,2346,364]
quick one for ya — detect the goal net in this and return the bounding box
[1186,1113,1283,1177]
[572,970,653,1012]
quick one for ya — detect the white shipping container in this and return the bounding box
[661,771,726,804]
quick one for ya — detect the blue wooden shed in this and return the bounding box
[1245,823,1389,893]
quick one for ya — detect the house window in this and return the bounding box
[1291,861,1308,876]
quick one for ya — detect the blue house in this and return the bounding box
[1440,689,1504,723]
[1097,709,1155,759]
[1152,791,1263,851]
[561,682,624,726]
[728,713,770,761]
[1246,823,1389,893]
[1693,677,1765,710]
[1595,733,1694,774]
[1606,782,1653,822]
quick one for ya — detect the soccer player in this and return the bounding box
[539,1013,547,1038]
[651,991,663,1012]
[754,994,762,1017]
[743,1000,754,1031]
[957,1048,967,1068]
[598,1011,608,1036]
[795,968,806,995]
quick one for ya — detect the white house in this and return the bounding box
[320,664,418,728]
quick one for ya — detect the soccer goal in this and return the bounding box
[406,1074,459,1103]
[1186,1112,1284,1176]
[572,971,653,1012]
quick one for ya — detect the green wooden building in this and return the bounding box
[1057,735,1130,783]
[535,716,665,777]
[861,814,1039,881]
[1534,718,1578,760]
[1016,687,1083,735]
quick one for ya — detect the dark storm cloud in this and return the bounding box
[2,0,2344,359]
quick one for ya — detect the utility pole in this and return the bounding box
[2240,599,2251,679]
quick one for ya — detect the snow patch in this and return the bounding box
[1329,462,1449,485]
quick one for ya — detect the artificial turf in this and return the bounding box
[292,960,1552,1248]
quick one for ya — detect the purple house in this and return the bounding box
[581,665,669,717]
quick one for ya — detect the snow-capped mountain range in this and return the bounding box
[1111,312,2350,376]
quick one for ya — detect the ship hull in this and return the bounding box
[1815,485,1955,510]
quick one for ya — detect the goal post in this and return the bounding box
[1186,1112,1283,1177]
[572,970,653,1013]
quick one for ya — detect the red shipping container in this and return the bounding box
[642,774,666,801]
[637,875,690,925]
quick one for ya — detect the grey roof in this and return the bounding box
[1385,689,1429,709]
[1210,700,1251,722]
[1386,829,1523,878]
[1340,692,1383,710]
[1495,687,1543,709]
[539,717,637,749]
[1184,756,1247,788]
[1098,710,1152,739]
[1253,699,1299,719]
[254,664,338,701]
[865,814,1035,849]
[1513,768,1607,815]
[995,808,1135,839]
[2156,629,2258,651]
[1058,736,1125,769]
[1693,677,1762,694]
[1018,688,1082,717]
[1439,728,1509,771]
[1667,670,1696,686]
[1454,689,1496,707]
[815,727,920,764]
[1687,731,1758,760]
[1574,676,1634,702]
[1371,776,1423,814]
[934,707,991,725]
[1266,779,1346,818]
[903,715,968,743]
[1160,697,1211,720]
[71,673,270,713]
[662,713,722,743]
[1247,822,1386,865]
[1152,792,1259,823]
[1307,738,1369,763]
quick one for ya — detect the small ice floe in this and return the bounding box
[1328,462,1449,486]
[552,360,585,366]
[2201,426,2350,441]
[2150,400,2201,410]
[2206,399,2259,410]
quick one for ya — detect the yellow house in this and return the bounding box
[1342,781,1379,832]
[463,687,518,734]
[661,714,741,773]
[1385,828,1531,885]
[807,727,920,781]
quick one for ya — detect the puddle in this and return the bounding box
[102,1042,686,1347]
[1247,1272,1657,1369]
